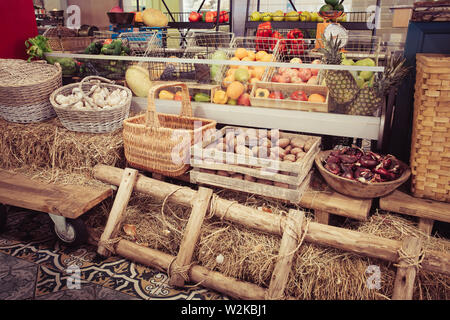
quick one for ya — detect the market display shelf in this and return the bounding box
[244,21,370,31]
[131,97,381,141]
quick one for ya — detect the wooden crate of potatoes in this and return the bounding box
[191,126,321,203]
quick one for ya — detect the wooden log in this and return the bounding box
[93,165,450,276]
[300,186,372,221]
[169,187,213,287]
[267,210,305,300]
[380,190,450,223]
[314,210,330,225]
[115,239,271,300]
[97,168,138,257]
[418,218,434,235]
[392,236,423,300]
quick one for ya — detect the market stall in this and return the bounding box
[0,0,449,301]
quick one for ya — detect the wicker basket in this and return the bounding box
[47,36,95,52]
[123,82,217,177]
[410,54,450,203]
[50,76,132,133]
[0,59,62,123]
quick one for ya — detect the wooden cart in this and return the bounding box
[0,169,112,246]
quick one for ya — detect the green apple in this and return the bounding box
[356,76,365,88]
[355,58,376,67]
[360,71,374,81]
[261,12,272,21]
[285,11,300,22]
[250,11,261,21]
[341,58,355,66]
[227,99,237,105]
[300,11,311,22]
[272,10,284,21]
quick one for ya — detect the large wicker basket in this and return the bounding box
[50,76,132,133]
[410,54,450,203]
[0,59,62,123]
[123,82,217,177]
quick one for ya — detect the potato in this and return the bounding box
[270,147,287,158]
[296,151,306,161]
[217,170,230,177]
[290,147,304,155]
[277,138,291,148]
[283,154,296,162]
[257,178,273,185]
[252,146,270,158]
[230,173,244,180]
[244,174,256,182]
[284,145,293,153]
[259,138,272,149]
[267,129,280,141]
[290,138,305,149]
[274,182,289,189]
[304,139,315,152]
[199,168,216,174]
[235,145,252,156]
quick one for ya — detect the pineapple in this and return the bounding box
[346,54,410,116]
[319,36,359,106]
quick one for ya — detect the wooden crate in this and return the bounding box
[249,82,329,113]
[411,1,450,22]
[410,54,450,203]
[190,125,321,203]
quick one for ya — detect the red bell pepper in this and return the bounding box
[219,11,228,23]
[269,91,284,99]
[290,90,308,101]
[189,11,202,22]
[287,29,305,56]
[271,31,287,54]
[255,22,273,51]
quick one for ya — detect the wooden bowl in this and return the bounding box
[315,150,411,199]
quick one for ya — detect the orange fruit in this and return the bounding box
[260,54,273,62]
[241,57,253,62]
[247,51,256,61]
[251,66,266,80]
[308,94,326,103]
[229,57,240,69]
[234,48,248,60]
[227,81,245,100]
[255,51,268,61]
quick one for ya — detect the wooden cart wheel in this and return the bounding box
[53,218,88,247]
[0,204,7,233]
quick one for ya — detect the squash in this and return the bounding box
[125,65,152,97]
[226,81,245,100]
[142,8,168,27]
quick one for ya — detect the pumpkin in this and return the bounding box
[226,81,245,100]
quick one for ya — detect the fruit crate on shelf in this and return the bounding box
[146,31,235,84]
[190,125,321,203]
[163,11,232,29]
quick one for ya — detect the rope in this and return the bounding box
[393,247,425,271]
[98,237,122,255]
[167,257,206,288]
[206,194,238,221]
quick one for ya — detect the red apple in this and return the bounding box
[237,93,251,106]
[311,59,321,76]
[307,76,318,85]
[283,68,299,79]
[290,76,304,83]
[298,68,312,82]
[278,74,291,83]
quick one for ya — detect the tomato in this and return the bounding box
[268,91,284,99]
[290,90,308,101]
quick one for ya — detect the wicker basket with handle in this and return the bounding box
[0,59,62,123]
[410,54,450,203]
[123,82,217,177]
[50,76,132,133]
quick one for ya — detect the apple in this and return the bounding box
[278,74,291,83]
[237,93,251,106]
[290,76,304,83]
[311,59,321,76]
[298,68,312,82]
[271,74,282,82]
[278,67,290,75]
[250,11,261,21]
[283,68,299,79]
[307,76,318,85]
[290,57,303,64]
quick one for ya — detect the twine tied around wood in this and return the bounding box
[98,237,122,255]
[207,194,238,220]
[393,247,426,271]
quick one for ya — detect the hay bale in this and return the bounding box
[0,118,125,174]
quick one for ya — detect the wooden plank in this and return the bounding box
[418,218,434,235]
[267,210,305,300]
[97,168,138,257]
[169,187,213,287]
[0,169,112,219]
[380,190,450,223]
[392,237,422,300]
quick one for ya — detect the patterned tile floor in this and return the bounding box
[0,207,227,300]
